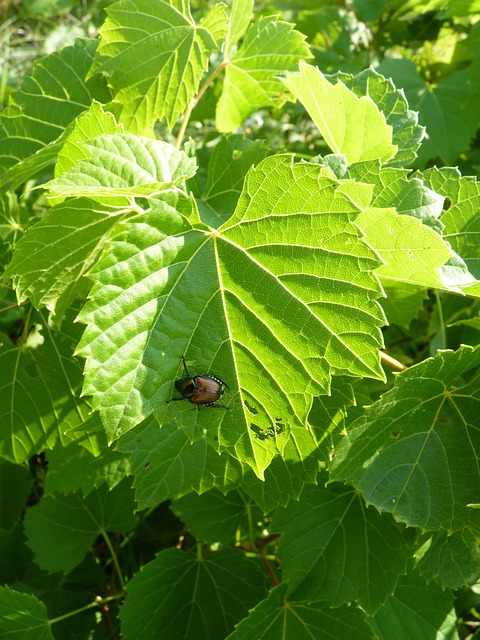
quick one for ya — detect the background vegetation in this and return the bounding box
[1,0,480,638]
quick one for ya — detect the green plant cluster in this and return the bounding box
[1,1,480,638]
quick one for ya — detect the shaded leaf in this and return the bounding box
[119,548,268,640]
[24,480,137,573]
[330,346,480,533]
[0,587,53,640]
[226,584,375,640]
[274,482,410,613]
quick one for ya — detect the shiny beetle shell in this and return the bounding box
[168,357,229,409]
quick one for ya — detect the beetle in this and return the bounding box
[167,356,230,409]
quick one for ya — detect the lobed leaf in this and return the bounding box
[0,587,53,640]
[90,0,228,132]
[77,155,386,477]
[330,345,480,533]
[282,62,398,164]
[217,17,311,132]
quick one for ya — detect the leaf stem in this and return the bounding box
[48,593,123,626]
[101,528,126,591]
[380,351,406,371]
[434,290,446,349]
[175,60,228,148]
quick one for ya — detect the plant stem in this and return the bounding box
[175,60,228,148]
[434,290,446,349]
[101,529,126,591]
[48,593,123,626]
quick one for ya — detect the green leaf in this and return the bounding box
[354,207,453,289]
[225,0,254,54]
[349,160,444,233]
[119,548,268,640]
[217,17,311,132]
[0,313,90,463]
[77,156,386,477]
[226,584,376,640]
[197,134,269,227]
[370,568,459,640]
[55,101,124,178]
[45,441,131,497]
[379,284,428,328]
[377,58,480,165]
[0,461,32,530]
[24,480,137,573]
[330,346,480,533]
[45,134,197,200]
[117,418,243,508]
[0,587,54,640]
[91,0,228,132]
[334,67,425,167]
[415,529,480,589]
[273,482,410,614]
[0,38,110,189]
[172,489,263,546]
[421,167,480,283]
[282,62,398,164]
[4,199,124,310]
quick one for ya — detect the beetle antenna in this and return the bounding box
[181,355,189,376]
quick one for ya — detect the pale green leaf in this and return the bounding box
[225,0,254,54]
[355,207,453,289]
[226,584,375,640]
[77,156,386,477]
[334,67,424,167]
[380,284,428,328]
[0,587,53,640]
[217,17,311,132]
[274,482,410,613]
[55,101,124,178]
[91,0,228,132]
[119,548,268,639]
[282,62,398,164]
[45,134,197,200]
[330,346,480,533]
[24,480,137,573]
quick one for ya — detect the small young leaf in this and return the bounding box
[217,17,311,132]
[282,62,398,164]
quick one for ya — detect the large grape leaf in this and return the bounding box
[0,38,110,189]
[216,17,311,132]
[273,482,410,614]
[333,67,425,167]
[119,548,268,640]
[282,62,398,164]
[330,345,480,533]
[76,155,386,477]
[90,0,228,132]
[226,584,375,640]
